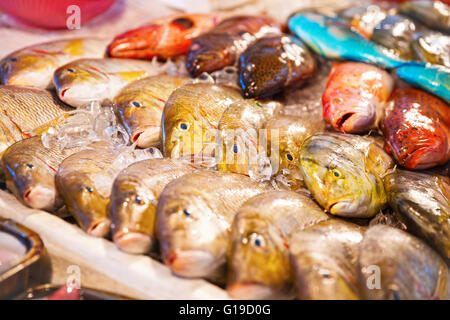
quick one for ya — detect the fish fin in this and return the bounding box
[116,71,149,81]
[63,39,84,56]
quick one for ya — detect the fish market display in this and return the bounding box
[239,34,317,98]
[2,136,80,211]
[162,83,242,160]
[299,132,394,218]
[358,225,449,300]
[382,88,450,170]
[0,86,71,155]
[370,14,416,60]
[265,114,324,190]
[54,58,167,108]
[110,158,201,254]
[290,219,365,300]
[114,75,190,148]
[186,15,282,77]
[108,13,223,59]
[217,99,281,175]
[384,170,450,261]
[411,32,450,68]
[157,170,272,281]
[399,0,450,33]
[0,38,108,89]
[322,62,393,134]
[227,190,330,299]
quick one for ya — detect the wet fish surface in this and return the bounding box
[0,38,108,89]
[114,75,190,148]
[157,170,272,281]
[299,132,394,218]
[290,219,365,300]
[227,190,330,299]
[384,170,450,261]
[110,158,201,254]
[358,225,449,300]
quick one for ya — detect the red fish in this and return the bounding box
[383,88,450,170]
[108,13,223,60]
[322,62,394,133]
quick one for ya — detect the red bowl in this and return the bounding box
[0,0,116,29]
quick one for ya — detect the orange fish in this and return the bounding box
[322,62,393,134]
[108,13,223,59]
[383,88,450,170]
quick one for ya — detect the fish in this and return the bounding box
[108,13,223,59]
[411,31,450,68]
[217,99,281,175]
[0,38,108,90]
[110,158,201,254]
[47,284,81,300]
[322,62,394,134]
[287,12,421,69]
[186,15,282,77]
[265,114,325,190]
[162,83,242,160]
[53,58,166,108]
[2,136,80,211]
[371,14,417,60]
[114,75,189,148]
[227,190,330,299]
[384,170,450,261]
[0,85,71,155]
[382,88,450,170]
[299,132,394,218]
[156,170,272,281]
[358,225,450,300]
[56,142,132,237]
[399,0,450,33]
[338,5,388,39]
[395,64,450,102]
[239,34,317,98]
[289,219,365,300]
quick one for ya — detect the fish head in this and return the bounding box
[1,54,56,89]
[56,172,111,237]
[299,134,377,217]
[157,193,228,279]
[110,178,156,254]
[227,217,292,299]
[187,33,234,77]
[3,154,58,210]
[115,90,163,148]
[54,62,109,106]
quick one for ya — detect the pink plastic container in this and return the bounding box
[0,0,116,29]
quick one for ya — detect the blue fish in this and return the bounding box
[288,12,422,69]
[396,65,450,103]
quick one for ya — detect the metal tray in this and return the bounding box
[0,218,45,299]
[14,283,132,300]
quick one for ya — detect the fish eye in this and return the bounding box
[285,153,294,162]
[183,209,191,217]
[232,144,239,154]
[332,169,342,178]
[132,101,141,107]
[171,17,194,30]
[26,163,34,169]
[135,195,144,205]
[389,289,401,300]
[67,68,74,73]
[248,233,264,248]
[10,57,17,62]
[179,122,189,131]
[84,185,93,193]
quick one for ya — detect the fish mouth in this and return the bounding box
[335,112,373,133]
[328,201,354,215]
[108,26,160,58]
[227,283,275,300]
[402,145,446,170]
[23,185,56,210]
[131,126,160,148]
[165,250,216,278]
[60,87,70,98]
[87,219,111,238]
[114,231,153,254]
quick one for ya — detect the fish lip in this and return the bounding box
[402,145,445,170]
[60,87,69,98]
[87,219,111,238]
[131,126,160,148]
[22,185,56,210]
[227,282,275,300]
[327,200,353,215]
[165,249,216,278]
[113,231,153,254]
